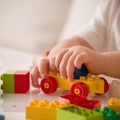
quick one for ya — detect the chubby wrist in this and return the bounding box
[99,53,107,75]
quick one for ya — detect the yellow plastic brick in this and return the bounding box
[26,98,70,120]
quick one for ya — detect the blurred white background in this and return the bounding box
[0,0,103,55]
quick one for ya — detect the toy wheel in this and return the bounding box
[101,77,109,94]
[40,76,57,94]
[96,77,109,95]
[71,82,88,97]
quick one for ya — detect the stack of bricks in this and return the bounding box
[0,70,30,93]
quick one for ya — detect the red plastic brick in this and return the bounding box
[14,71,30,93]
[59,94,101,109]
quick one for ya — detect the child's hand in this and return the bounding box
[31,47,62,87]
[55,45,104,81]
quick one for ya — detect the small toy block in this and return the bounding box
[94,107,120,120]
[74,64,88,79]
[0,115,5,120]
[108,80,120,99]
[58,94,101,109]
[108,97,120,113]
[26,98,70,120]
[0,70,30,93]
[57,105,103,120]
[14,71,30,93]
[1,70,16,93]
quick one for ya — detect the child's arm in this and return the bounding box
[101,52,120,78]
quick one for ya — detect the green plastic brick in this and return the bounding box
[1,70,16,93]
[57,105,103,120]
[94,107,120,120]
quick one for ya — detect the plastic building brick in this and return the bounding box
[108,80,120,99]
[0,70,30,93]
[14,71,30,93]
[40,73,109,97]
[94,107,120,120]
[58,94,101,109]
[57,105,103,120]
[0,70,15,93]
[0,115,5,120]
[26,98,70,120]
[108,97,120,113]
[74,64,88,79]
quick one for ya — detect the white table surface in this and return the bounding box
[0,46,117,120]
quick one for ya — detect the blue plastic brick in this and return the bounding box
[74,64,88,79]
[0,115,5,120]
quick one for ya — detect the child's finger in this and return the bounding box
[74,53,88,68]
[31,65,40,88]
[59,51,73,79]
[37,58,49,78]
[49,57,57,72]
[55,48,68,71]
[66,53,76,81]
